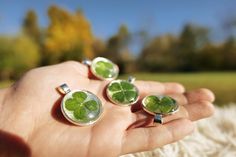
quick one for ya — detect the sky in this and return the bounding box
[0,0,236,41]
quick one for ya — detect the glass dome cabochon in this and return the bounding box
[106,79,139,106]
[142,95,179,115]
[61,90,103,126]
[90,57,119,80]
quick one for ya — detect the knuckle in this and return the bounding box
[63,60,80,68]
[62,60,82,74]
[22,68,40,79]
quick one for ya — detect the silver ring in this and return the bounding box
[141,95,179,124]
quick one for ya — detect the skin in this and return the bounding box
[0,61,215,157]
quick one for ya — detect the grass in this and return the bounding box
[0,72,235,105]
[0,80,13,88]
[121,72,236,106]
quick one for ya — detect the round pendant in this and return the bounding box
[83,57,119,80]
[106,77,139,106]
[142,95,179,123]
[58,84,103,126]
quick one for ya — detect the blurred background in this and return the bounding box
[0,0,236,105]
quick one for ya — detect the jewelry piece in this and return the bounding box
[141,95,179,124]
[57,84,103,126]
[106,76,139,106]
[82,57,119,80]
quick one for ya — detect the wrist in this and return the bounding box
[0,87,12,131]
[0,87,31,157]
[0,87,28,139]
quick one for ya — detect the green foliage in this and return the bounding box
[43,5,94,64]
[23,10,41,43]
[0,36,40,79]
[102,24,133,74]
[137,23,236,72]
[138,34,178,71]
[221,37,236,69]
[1,5,236,82]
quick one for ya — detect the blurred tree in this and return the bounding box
[92,38,106,57]
[221,36,236,69]
[103,24,132,73]
[196,43,223,71]
[43,6,94,64]
[138,24,210,72]
[138,34,178,71]
[104,25,130,60]
[0,35,40,80]
[176,24,209,71]
[22,10,41,43]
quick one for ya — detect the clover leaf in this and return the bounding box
[144,96,177,114]
[108,80,138,105]
[64,91,99,122]
[95,60,115,78]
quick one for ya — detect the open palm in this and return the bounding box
[0,61,215,157]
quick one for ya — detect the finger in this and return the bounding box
[122,118,194,154]
[184,88,215,103]
[132,100,214,124]
[135,81,185,98]
[131,95,214,127]
[184,100,215,121]
[163,82,185,94]
[162,105,189,123]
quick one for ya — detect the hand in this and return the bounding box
[0,61,215,157]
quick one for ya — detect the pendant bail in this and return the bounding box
[57,83,71,94]
[128,76,136,84]
[82,59,92,66]
[154,114,163,124]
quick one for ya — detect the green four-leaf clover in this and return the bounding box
[107,80,138,105]
[64,91,99,122]
[94,60,116,78]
